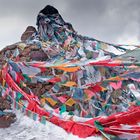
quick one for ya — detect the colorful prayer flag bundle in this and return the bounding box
[1,5,140,139]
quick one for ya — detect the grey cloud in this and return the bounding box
[65,0,140,43]
[0,0,140,48]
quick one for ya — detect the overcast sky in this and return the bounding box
[0,0,140,49]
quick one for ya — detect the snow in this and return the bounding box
[0,111,102,140]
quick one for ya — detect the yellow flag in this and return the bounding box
[18,43,26,50]
[65,98,76,106]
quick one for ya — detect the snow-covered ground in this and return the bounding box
[0,112,102,140]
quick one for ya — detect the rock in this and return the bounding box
[21,26,36,42]
[0,97,16,128]
[0,113,16,128]
[0,97,11,111]
[39,5,59,15]
[30,49,48,61]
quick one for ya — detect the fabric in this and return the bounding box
[46,97,57,106]
[65,98,76,106]
[110,81,122,90]
[1,5,140,139]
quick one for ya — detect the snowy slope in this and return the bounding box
[0,111,102,140]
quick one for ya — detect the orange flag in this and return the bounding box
[54,66,80,72]
[62,81,77,87]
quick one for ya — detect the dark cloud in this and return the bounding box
[0,0,140,48]
[63,0,140,43]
